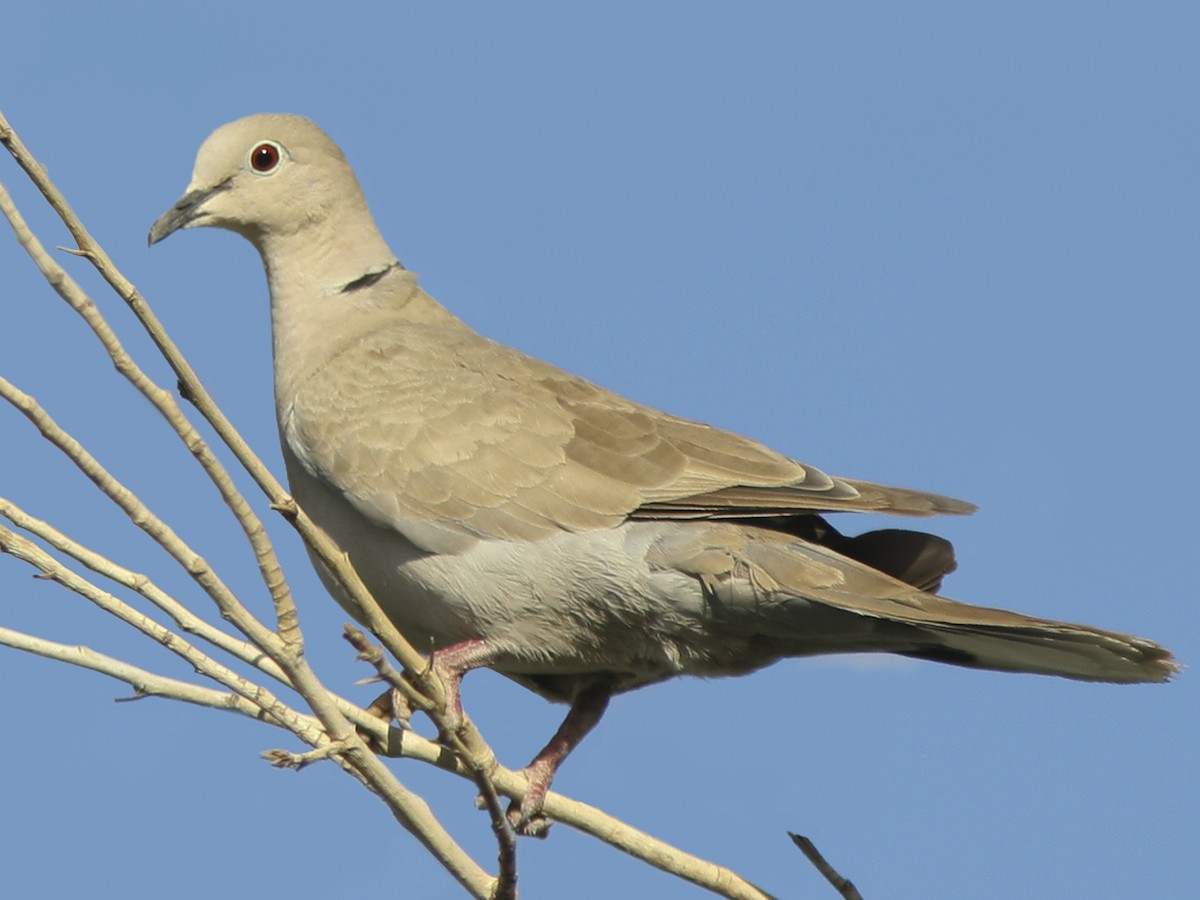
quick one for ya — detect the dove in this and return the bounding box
[149,114,1177,830]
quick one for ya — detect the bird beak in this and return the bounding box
[147,181,230,246]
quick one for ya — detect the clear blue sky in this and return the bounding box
[2,3,1195,898]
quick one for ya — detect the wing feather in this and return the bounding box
[285,322,974,550]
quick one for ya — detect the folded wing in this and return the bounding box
[285,319,974,551]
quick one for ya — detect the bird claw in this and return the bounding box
[357,688,410,755]
[506,760,554,837]
[508,802,551,838]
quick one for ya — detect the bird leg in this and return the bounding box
[511,680,611,836]
[426,637,494,733]
[428,642,613,836]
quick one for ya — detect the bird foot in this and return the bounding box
[506,759,555,837]
[357,687,409,755]
[365,686,412,725]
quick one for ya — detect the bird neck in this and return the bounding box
[257,213,397,298]
[261,221,466,417]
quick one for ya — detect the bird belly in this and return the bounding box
[287,463,770,688]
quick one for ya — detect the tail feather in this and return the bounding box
[728,515,960,593]
[673,526,1181,685]
[893,618,1178,684]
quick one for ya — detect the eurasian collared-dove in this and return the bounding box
[149,114,1177,829]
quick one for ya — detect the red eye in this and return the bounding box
[250,142,281,172]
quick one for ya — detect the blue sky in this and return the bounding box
[1,3,1195,898]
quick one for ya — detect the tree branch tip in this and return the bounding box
[787,831,863,900]
[341,628,380,660]
[114,689,150,704]
[262,748,306,770]
[262,743,344,771]
[56,245,89,258]
[353,674,384,686]
[269,498,299,517]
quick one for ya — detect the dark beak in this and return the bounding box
[147,181,230,246]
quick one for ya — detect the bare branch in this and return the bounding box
[263,742,351,771]
[0,510,495,897]
[789,833,863,900]
[0,372,282,655]
[0,496,269,673]
[0,625,267,719]
[0,495,393,736]
[0,171,298,643]
[0,522,318,739]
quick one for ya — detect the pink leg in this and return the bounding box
[427,638,495,733]
[428,642,613,836]
[512,681,612,836]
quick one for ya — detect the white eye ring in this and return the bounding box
[247,141,285,174]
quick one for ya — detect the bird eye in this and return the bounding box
[249,142,282,173]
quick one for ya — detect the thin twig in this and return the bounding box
[0,523,317,738]
[789,833,863,900]
[0,625,266,718]
[0,508,493,897]
[263,741,350,770]
[0,496,270,672]
[0,173,298,644]
[0,369,491,893]
[0,373,281,655]
[0,496,388,735]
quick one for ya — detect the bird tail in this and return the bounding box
[668,526,1180,684]
[879,611,1178,683]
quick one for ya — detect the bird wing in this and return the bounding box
[283,319,974,551]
